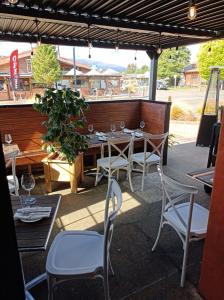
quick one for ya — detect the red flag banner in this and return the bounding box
[10,50,20,90]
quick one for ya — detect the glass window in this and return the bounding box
[26,59,32,73]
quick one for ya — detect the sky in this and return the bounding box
[0,41,201,67]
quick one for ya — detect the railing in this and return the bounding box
[0,99,171,165]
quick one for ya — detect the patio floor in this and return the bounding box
[21,142,210,300]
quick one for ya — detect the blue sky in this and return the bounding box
[0,41,200,67]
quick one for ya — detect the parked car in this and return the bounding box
[157,80,168,90]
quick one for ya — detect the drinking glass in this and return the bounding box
[110,124,116,136]
[140,121,145,131]
[5,133,12,145]
[21,173,36,205]
[88,124,94,135]
[120,121,125,132]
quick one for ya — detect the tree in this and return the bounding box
[138,65,149,74]
[126,63,137,74]
[198,40,224,80]
[158,47,191,81]
[32,45,62,86]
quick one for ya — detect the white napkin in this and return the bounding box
[135,131,144,138]
[14,206,52,221]
[95,131,106,137]
[123,128,134,134]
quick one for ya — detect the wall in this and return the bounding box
[0,99,171,165]
[199,115,224,299]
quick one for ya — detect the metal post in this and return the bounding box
[146,49,159,101]
[73,46,77,92]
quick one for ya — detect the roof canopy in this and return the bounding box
[0,1,223,51]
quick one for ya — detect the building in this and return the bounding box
[0,50,90,101]
[183,63,206,87]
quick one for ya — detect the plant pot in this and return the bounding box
[42,152,84,193]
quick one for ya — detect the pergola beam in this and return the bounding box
[0,3,220,39]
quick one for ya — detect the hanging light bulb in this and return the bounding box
[157,32,162,55]
[208,46,212,55]
[169,54,172,60]
[134,50,137,60]
[115,44,119,52]
[115,29,120,52]
[188,0,197,20]
[88,47,91,59]
[30,43,33,56]
[157,47,162,55]
[88,41,93,48]
[8,0,19,4]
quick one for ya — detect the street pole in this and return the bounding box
[73,46,77,91]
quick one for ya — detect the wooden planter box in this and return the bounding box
[42,152,84,193]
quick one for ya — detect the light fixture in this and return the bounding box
[30,43,33,56]
[208,46,212,54]
[134,50,137,60]
[157,32,162,55]
[87,25,92,58]
[115,29,120,51]
[8,0,19,4]
[35,19,41,46]
[88,47,91,59]
[188,0,197,20]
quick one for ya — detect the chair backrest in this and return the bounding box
[157,165,198,232]
[107,136,134,168]
[142,132,168,165]
[103,179,122,273]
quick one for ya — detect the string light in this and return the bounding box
[115,29,120,51]
[87,25,92,59]
[8,0,19,3]
[35,19,41,46]
[157,33,162,55]
[188,0,197,20]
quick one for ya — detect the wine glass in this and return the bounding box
[140,121,145,131]
[120,121,125,132]
[110,124,116,136]
[88,124,94,136]
[21,173,36,205]
[5,133,12,145]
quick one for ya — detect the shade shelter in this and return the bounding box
[1,1,224,299]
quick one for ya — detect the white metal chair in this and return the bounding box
[95,136,134,192]
[152,165,209,287]
[131,132,168,191]
[5,151,19,196]
[46,179,123,300]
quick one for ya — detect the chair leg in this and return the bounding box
[180,238,190,287]
[141,165,146,191]
[128,167,134,192]
[152,219,163,251]
[95,165,100,186]
[103,271,110,300]
[47,275,55,300]
[109,256,115,276]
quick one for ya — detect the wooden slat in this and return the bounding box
[0,100,171,166]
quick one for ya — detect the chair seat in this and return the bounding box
[46,230,104,276]
[7,175,19,192]
[97,156,129,169]
[131,152,160,164]
[164,203,209,236]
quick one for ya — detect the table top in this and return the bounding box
[88,130,144,148]
[12,194,61,252]
[187,167,215,188]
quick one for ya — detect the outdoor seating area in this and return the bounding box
[13,142,210,300]
[2,1,224,300]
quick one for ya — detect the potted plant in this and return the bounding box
[33,88,89,193]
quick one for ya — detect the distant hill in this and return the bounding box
[77,59,126,72]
